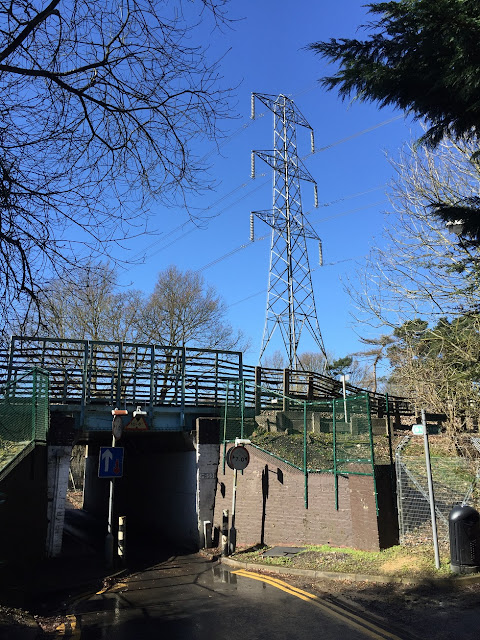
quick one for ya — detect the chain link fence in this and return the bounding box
[396,435,480,543]
[0,368,49,476]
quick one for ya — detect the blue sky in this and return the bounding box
[117,1,420,366]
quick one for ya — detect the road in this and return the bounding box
[66,555,410,640]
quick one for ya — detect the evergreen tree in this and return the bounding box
[309,0,480,243]
[387,315,480,429]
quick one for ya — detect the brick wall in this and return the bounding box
[213,445,390,551]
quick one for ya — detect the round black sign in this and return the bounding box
[226,445,250,470]
[112,415,124,440]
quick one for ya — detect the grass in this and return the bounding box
[0,440,31,473]
[232,542,453,579]
[230,432,477,580]
[251,431,384,470]
[249,432,479,495]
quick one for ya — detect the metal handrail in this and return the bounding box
[0,337,412,415]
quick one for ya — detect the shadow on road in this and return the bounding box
[0,506,193,616]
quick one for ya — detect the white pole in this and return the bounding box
[221,509,229,556]
[341,374,348,423]
[105,434,116,567]
[230,468,238,555]
[422,409,440,570]
[118,515,126,564]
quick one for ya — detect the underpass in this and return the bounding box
[0,335,413,568]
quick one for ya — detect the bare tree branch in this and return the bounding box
[0,0,234,332]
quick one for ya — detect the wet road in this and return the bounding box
[69,555,407,640]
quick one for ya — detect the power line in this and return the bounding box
[195,235,269,273]
[311,115,404,155]
[309,199,388,225]
[316,185,384,208]
[184,115,402,220]
[198,114,265,164]
[195,199,387,274]
[144,175,269,260]
[226,255,366,309]
[127,114,403,264]
[129,174,268,261]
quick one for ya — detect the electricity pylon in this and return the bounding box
[250,93,327,369]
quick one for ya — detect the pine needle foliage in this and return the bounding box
[310,0,480,148]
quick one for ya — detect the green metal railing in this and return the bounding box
[2,336,244,411]
[1,337,412,419]
[223,381,378,512]
[0,368,49,475]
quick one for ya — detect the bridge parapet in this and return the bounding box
[0,336,413,432]
[1,336,243,406]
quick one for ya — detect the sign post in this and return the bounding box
[105,436,116,567]
[227,439,250,555]
[101,409,127,567]
[413,412,440,569]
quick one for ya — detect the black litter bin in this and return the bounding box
[449,504,480,574]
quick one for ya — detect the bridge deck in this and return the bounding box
[0,336,413,431]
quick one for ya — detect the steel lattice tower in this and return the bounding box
[250,93,326,369]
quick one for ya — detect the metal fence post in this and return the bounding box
[180,347,186,427]
[422,409,441,570]
[31,368,37,441]
[333,399,338,510]
[116,342,123,407]
[395,436,408,540]
[365,393,379,515]
[283,369,290,412]
[240,380,245,440]
[254,367,262,415]
[303,401,308,509]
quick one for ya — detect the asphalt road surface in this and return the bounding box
[68,555,410,640]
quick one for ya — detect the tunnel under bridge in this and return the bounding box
[0,336,413,564]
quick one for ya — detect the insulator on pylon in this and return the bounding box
[250,213,254,242]
[319,240,323,266]
[251,151,255,179]
[251,94,255,120]
[310,129,315,154]
[314,183,318,208]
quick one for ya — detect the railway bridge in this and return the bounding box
[0,336,412,565]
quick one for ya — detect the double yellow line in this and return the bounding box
[233,570,406,640]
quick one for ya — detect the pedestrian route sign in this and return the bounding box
[98,446,124,478]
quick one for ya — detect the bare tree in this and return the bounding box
[350,335,394,393]
[19,262,248,352]
[297,351,326,374]
[297,350,370,388]
[0,0,233,329]
[139,265,248,351]
[22,262,143,342]
[346,137,480,426]
[260,350,286,370]
[347,137,480,330]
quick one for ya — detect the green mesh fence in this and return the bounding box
[0,368,49,474]
[223,380,255,442]
[222,382,376,510]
